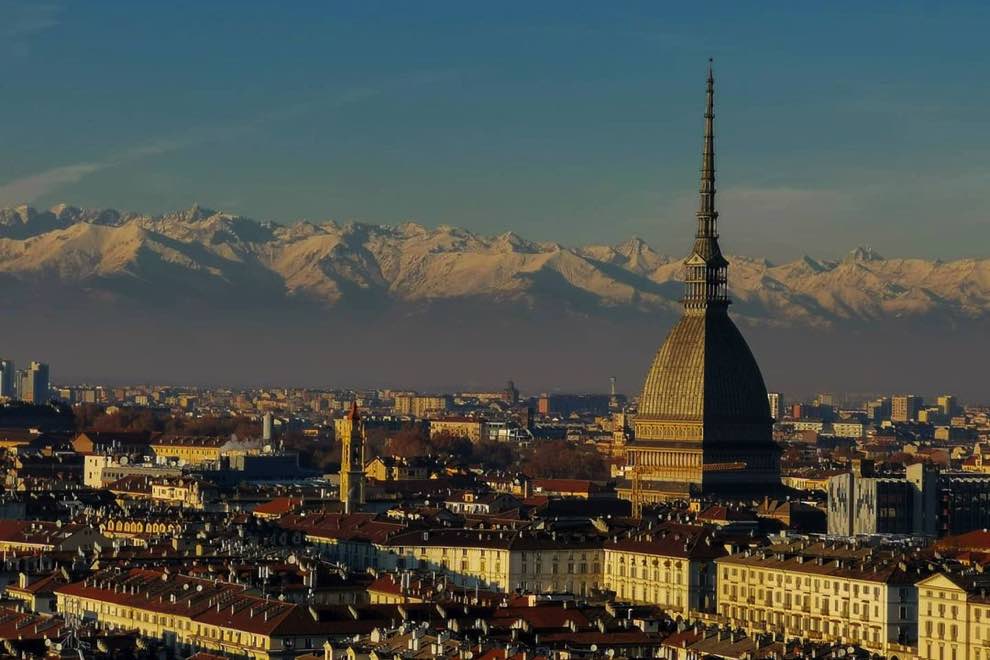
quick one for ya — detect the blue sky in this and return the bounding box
[1,1,989,260]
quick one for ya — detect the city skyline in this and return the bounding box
[2,6,990,659]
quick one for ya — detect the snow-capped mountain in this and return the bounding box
[2,204,988,328]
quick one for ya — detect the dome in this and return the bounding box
[638,309,771,425]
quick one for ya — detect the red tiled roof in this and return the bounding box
[0,606,72,640]
[0,520,94,548]
[253,497,301,517]
[532,479,598,494]
[938,530,990,552]
[490,604,590,631]
[697,505,758,522]
[56,568,296,636]
[5,571,67,595]
[278,513,405,544]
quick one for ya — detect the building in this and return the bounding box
[504,380,520,404]
[867,398,892,425]
[536,393,612,417]
[602,524,724,615]
[384,528,604,594]
[0,359,14,399]
[84,455,181,488]
[625,64,781,500]
[831,421,866,438]
[0,520,107,553]
[791,420,826,433]
[716,538,926,655]
[429,417,488,443]
[891,395,922,423]
[280,514,603,595]
[531,479,609,499]
[393,394,450,418]
[339,402,365,513]
[442,491,520,515]
[827,461,938,536]
[55,568,342,659]
[364,456,429,482]
[915,570,990,660]
[149,435,227,465]
[937,395,960,418]
[73,430,155,455]
[767,392,784,421]
[20,361,49,404]
[939,472,990,537]
[262,411,273,442]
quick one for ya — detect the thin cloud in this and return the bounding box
[0,1,61,57]
[0,162,103,207]
[0,69,460,207]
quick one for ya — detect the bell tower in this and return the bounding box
[339,401,365,513]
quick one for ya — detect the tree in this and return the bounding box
[385,429,431,458]
[430,431,474,461]
[473,440,516,470]
[522,440,608,480]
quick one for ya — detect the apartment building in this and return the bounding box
[150,436,228,465]
[55,568,338,660]
[715,539,927,656]
[602,523,725,616]
[281,513,603,595]
[393,394,450,418]
[428,417,488,443]
[916,570,990,660]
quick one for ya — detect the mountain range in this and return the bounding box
[1,204,987,398]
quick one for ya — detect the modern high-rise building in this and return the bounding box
[767,392,784,421]
[866,397,891,425]
[21,361,50,404]
[827,460,938,536]
[338,402,365,513]
[504,380,520,405]
[625,63,781,501]
[891,394,921,423]
[0,359,14,399]
[937,394,959,418]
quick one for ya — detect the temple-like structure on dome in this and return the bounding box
[626,62,781,501]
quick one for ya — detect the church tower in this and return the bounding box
[339,402,365,512]
[627,62,781,501]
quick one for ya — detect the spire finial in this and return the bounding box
[683,60,729,309]
[698,60,716,233]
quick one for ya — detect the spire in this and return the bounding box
[346,400,360,421]
[684,59,729,309]
[697,58,717,238]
